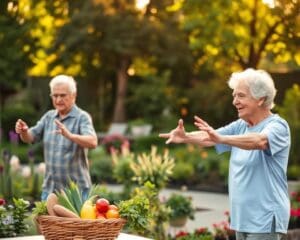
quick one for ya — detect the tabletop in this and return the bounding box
[3,233,152,240]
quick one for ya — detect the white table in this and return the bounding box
[3,233,152,240]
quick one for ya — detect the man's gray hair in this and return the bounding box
[228,68,277,109]
[49,75,77,94]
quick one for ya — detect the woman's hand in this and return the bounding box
[159,119,187,144]
[194,116,222,143]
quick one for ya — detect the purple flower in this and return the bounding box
[9,130,19,145]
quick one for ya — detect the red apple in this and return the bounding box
[96,198,110,213]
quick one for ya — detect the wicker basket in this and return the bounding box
[36,215,126,240]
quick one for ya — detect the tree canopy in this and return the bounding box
[0,0,299,128]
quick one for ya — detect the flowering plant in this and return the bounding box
[289,190,300,229]
[0,198,30,237]
[101,134,130,154]
[166,193,195,220]
[173,227,214,240]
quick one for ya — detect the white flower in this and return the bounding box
[37,162,46,175]
[10,155,20,172]
[21,166,31,178]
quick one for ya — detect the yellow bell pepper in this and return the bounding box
[80,197,97,219]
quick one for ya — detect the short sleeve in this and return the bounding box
[30,112,50,142]
[262,119,290,156]
[215,119,243,154]
[79,112,97,136]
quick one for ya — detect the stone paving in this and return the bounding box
[160,188,229,234]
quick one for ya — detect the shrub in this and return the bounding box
[165,193,195,220]
[276,84,300,166]
[89,147,114,183]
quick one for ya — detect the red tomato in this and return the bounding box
[96,198,110,213]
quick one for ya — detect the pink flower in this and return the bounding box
[0,198,6,206]
[195,227,208,234]
[176,231,189,238]
[290,208,300,217]
[291,192,297,198]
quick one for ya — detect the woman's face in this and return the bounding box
[50,83,76,116]
[232,81,261,123]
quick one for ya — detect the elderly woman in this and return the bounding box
[160,68,290,240]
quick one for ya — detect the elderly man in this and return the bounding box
[15,75,98,201]
[160,68,290,240]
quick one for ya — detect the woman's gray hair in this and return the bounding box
[49,75,77,94]
[228,68,277,109]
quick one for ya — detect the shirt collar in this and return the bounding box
[54,104,79,119]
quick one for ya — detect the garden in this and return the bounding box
[1,0,300,239]
[1,136,300,239]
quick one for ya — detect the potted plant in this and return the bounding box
[165,193,195,227]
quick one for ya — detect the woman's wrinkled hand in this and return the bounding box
[159,119,187,144]
[194,116,221,143]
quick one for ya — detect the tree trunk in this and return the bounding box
[112,57,130,123]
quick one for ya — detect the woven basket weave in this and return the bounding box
[36,215,126,240]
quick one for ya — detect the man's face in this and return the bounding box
[50,83,76,116]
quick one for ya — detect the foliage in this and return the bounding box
[89,146,114,183]
[118,182,153,236]
[186,79,236,128]
[126,73,177,126]
[0,148,43,202]
[287,165,300,181]
[130,146,175,190]
[1,101,39,143]
[56,181,84,215]
[171,161,195,184]
[130,134,168,152]
[87,184,122,205]
[0,198,30,237]
[170,227,214,240]
[276,84,300,165]
[101,134,130,154]
[111,146,136,199]
[114,146,173,239]
[32,201,47,216]
[170,146,228,190]
[181,0,300,71]
[0,0,32,105]
[289,189,300,229]
[165,193,195,220]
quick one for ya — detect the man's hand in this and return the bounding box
[54,119,72,138]
[159,119,187,144]
[15,119,34,143]
[15,119,29,134]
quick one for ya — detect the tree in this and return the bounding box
[52,0,192,123]
[181,0,300,72]
[0,0,32,106]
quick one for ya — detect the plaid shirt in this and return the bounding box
[30,105,96,195]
